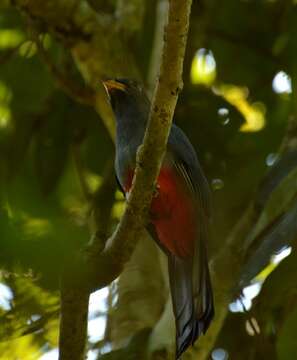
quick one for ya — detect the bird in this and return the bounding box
[103,78,214,359]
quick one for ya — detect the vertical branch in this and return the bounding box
[59,164,116,360]
[59,283,89,360]
[58,0,193,358]
[100,0,193,274]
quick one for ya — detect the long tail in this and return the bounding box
[168,251,214,359]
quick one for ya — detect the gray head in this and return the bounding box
[102,79,150,125]
[103,79,151,179]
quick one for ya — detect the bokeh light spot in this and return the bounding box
[191,48,216,86]
[272,71,292,94]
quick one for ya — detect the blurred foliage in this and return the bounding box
[0,0,297,359]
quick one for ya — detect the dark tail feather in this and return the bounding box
[168,252,214,359]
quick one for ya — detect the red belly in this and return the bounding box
[124,167,196,258]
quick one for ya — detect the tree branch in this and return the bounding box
[57,0,193,359]
[58,163,116,360]
[102,0,193,268]
[60,0,193,293]
[59,281,89,360]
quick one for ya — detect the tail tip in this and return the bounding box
[175,308,214,359]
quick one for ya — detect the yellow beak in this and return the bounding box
[102,79,127,93]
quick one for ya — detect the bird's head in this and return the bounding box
[102,78,149,121]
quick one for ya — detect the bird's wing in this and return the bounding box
[168,124,212,219]
[172,158,211,219]
[166,130,214,358]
